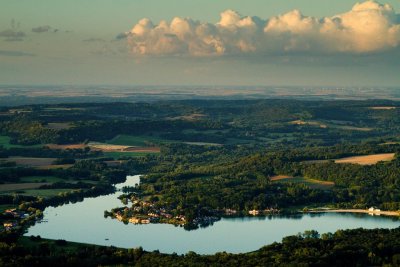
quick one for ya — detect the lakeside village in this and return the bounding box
[104,193,280,228]
[1,208,43,232]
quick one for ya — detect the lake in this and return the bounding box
[25,175,400,254]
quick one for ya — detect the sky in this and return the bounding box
[1,0,400,87]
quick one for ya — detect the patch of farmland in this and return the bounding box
[46,143,87,150]
[0,183,49,192]
[334,153,396,165]
[5,157,56,167]
[270,175,334,190]
[369,106,397,110]
[107,135,167,146]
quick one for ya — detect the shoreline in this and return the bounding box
[307,209,400,217]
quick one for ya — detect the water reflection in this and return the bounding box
[25,175,400,255]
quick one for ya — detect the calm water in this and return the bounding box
[25,175,400,254]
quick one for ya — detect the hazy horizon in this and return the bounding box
[1,0,400,86]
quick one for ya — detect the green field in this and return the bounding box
[20,176,66,183]
[107,134,168,146]
[103,151,159,159]
[0,135,42,149]
[272,177,335,190]
[0,135,12,148]
[8,189,80,198]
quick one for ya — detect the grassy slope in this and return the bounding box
[19,176,66,183]
[0,135,42,149]
[107,135,167,146]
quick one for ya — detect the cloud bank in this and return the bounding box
[124,0,400,56]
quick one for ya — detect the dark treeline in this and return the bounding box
[1,227,400,266]
[0,146,101,159]
[0,160,126,184]
[0,167,54,183]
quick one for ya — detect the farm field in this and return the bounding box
[380,141,400,145]
[36,164,74,170]
[334,153,396,165]
[123,147,160,152]
[89,142,161,152]
[289,121,373,132]
[167,113,206,121]
[369,106,397,110]
[270,175,293,181]
[88,142,132,151]
[107,134,168,146]
[45,144,87,150]
[19,176,66,183]
[331,125,373,132]
[4,157,56,167]
[0,135,42,149]
[7,189,78,198]
[43,107,86,111]
[270,175,335,190]
[183,142,223,146]
[289,120,327,128]
[0,183,49,193]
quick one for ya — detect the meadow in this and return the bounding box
[270,175,335,190]
[4,157,56,167]
[0,136,42,149]
[107,134,167,146]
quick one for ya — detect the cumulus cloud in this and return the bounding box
[32,25,52,33]
[124,0,400,56]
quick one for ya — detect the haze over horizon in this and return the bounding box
[1,0,400,87]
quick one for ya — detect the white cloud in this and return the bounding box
[124,0,400,56]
